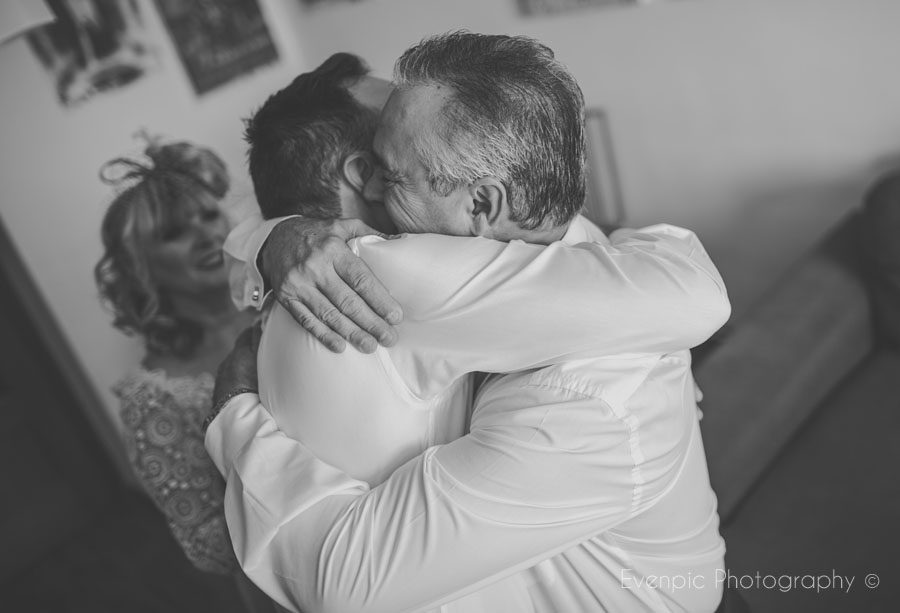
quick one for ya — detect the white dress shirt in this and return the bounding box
[224,211,286,309]
[209,216,730,613]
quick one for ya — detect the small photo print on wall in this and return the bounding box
[518,0,639,16]
[27,0,158,107]
[154,0,278,95]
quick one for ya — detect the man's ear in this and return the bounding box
[342,151,375,194]
[469,177,508,237]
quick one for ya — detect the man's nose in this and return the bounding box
[363,167,386,203]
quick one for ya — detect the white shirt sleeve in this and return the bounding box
[224,212,300,310]
[356,224,730,398]
[207,383,646,613]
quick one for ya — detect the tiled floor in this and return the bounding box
[722,351,900,612]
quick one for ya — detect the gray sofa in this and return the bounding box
[696,211,874,521]
[694,196,900,611]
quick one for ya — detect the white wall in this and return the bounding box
[0,0,308,428]
[1,0,899,431]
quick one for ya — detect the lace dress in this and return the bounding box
[114,368,237,575]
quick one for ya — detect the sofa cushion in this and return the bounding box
[696,214,872,521]
[721,349,900,613]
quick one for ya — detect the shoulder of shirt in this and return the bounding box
[610,223,698,243]
[349,233,501,257]
[563,214,609,244]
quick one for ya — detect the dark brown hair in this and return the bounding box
[244,53,378,220]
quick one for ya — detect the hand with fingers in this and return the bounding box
[207,323,263,430]
[260,217,403,353]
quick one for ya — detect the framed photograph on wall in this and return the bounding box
[296,0,367,6]
[154,0,278,95]
[27,0,157,107]
[518,0,635,16]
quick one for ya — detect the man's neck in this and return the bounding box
[499,221,570,245]
[527,223,569,245]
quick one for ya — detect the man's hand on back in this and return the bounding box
[260,218,403,353]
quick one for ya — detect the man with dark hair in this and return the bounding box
[211,33,729,613]
[244,52,381,221]
[224,53,398,348]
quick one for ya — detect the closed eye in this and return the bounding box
[372,150,404,186]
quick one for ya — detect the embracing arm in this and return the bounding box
[225,215,402,352]
[358,223,731,397]
[207,383,640,613]
[230,218,729,365]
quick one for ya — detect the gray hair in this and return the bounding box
[394,31,586,230]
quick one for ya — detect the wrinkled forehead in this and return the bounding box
[374,85,453,164]
[383,84,452,124]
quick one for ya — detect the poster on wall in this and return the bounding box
[153,0,278,95]
[518,0,643,16]
[27,0,158,107]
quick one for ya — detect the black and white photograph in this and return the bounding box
[26,0,158,107]
[0,1,898,612]
[154,0,279,95]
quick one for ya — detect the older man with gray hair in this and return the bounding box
[208,32,729,613]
